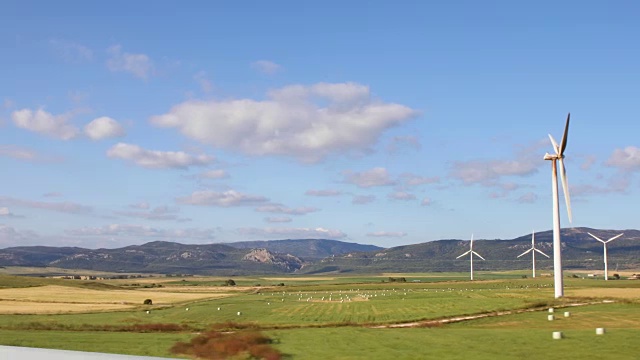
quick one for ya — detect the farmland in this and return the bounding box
[0,271,639,359]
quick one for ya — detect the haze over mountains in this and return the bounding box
[0,228,638,275]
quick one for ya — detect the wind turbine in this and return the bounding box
[587,232,623,281]
[456,234,485,280]
[517,231,550,278]
[543,113,573,298]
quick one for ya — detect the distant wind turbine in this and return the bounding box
[587,232,623,281]
[517,231,550,278]
[456,234,485,280]
[543,113,573,298]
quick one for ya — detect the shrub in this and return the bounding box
[143,299,153,305]
[171,329,281,360]
[224,279,236,286]
[613,273,621,280]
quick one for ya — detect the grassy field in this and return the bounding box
[0,271,638,358]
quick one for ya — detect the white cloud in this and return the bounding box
[177,190,269,207]
[115,205,189,222]
[251,60,282,74]
[352,195,375,205]
[68,90,89,104]
[237,227,347,239]
[449,141,546,187]
[401,173,440,186]
[388,191,416,201]
[517,192,537,204]
[606,146,640,171]
[366,231,407,238]
[107,143,214,169]
[129,202,150,209]
[11,108,79,140]
[343,167,395,188]
[42,192,63,198]
[570,176,630,197]
[194,71,213,93]
[264,216,292,223]
[3,98,15,109]
[0,145,38,161]
[421,197,432,206]
[66,224,216,240]
[255,204,319,215]
[0,224,39,246]
[580,155,597,171]
[0,207,22,217]
[305,189,343,197]
[49,39,93,63]
[450,159,537,185]
[150,82,417,162]
[199,169,229,179]
[106,45,153,79]
[387,135,421,154]
[0,196,92,214]
[84,117,125,140]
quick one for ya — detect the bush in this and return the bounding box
[171,329,281,360]
[613,273,621,280]
[224,279,236,286]
[143,299,153,305]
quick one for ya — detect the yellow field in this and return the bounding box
[262,277,336,281]
[567,287,640,299]
[141,286,256,293]
[0,285,235,314]
[0,301,135,314]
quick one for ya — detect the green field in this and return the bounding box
[0,271,639,359]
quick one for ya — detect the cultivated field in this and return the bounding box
[0,271,639,359]
[0,285,235,314]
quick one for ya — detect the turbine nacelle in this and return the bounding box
[543,153,561,161]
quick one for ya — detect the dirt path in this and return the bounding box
[371,300,615,328]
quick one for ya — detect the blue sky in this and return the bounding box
[1,1,640,249]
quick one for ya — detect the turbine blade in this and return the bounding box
[548,134,560,154]
[517,248,533,258]
[472,251,485,260]
[559,158,572,222]
[588,232,604,242]
[534,248,550,258]
[456,250,471,259]
[606,233,624,243]
[559,113,570,156]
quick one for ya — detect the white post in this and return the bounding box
[551,161,564,298]
[532,250,536,278]
[470,252,474,281]
[603,244,608,281]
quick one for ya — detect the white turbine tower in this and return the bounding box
[517,231,550,278]
[456,234,485,280]
[543,113,573,298]
[587,232,623,281]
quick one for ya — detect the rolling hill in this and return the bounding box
[0,228,638,275]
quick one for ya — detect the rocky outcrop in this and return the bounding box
[242,248,303,271]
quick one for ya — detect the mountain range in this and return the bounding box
[0,227,638,275]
